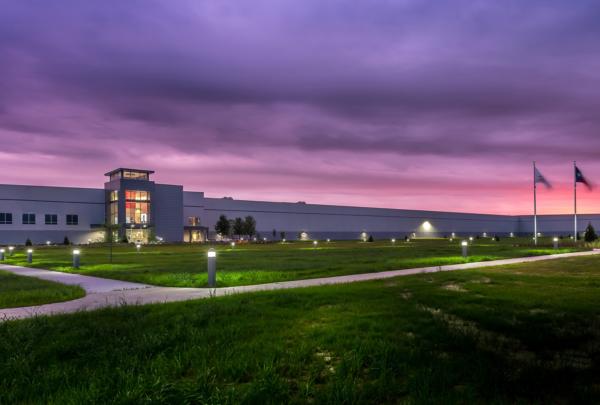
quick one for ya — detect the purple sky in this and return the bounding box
[2,0,600,214]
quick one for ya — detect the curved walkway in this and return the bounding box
[1,250,598,321]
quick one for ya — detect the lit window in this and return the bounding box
[22,213,35,225]
[0,213,12,224]
[188,216,200,226]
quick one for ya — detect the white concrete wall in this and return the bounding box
[202,197,519,239]
[517,214,600,237]
[183,191,205,227]
[0,184,105,244]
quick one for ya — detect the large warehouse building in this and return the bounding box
[0,168,597,244]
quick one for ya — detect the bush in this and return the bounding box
[367,235,374,242]
[63,236,70,245]
[25,238,32,246]
[584,223,598,242]
[121,235,129,244]
[493,235,500,241]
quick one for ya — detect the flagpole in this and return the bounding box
[574,161,577,241]
[533,161,537,245]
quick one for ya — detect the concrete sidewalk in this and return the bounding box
[1,249,598,321]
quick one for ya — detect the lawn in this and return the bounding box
[0,270,85,309]
[1,237,586,287]
[1,254,600,403]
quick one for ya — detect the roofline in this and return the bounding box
[104,168,155,176]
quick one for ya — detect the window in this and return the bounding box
[125,202,150,224]
[109,202,118,225]
[123,171,149,180]
[125,190,150,201]
[188,216,200,226]
[0,213,12,224]
[22,213,35,225]
[109,190,118,202]
[66,214,79,225]
[45,214,58,225]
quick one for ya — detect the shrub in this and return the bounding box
[584,223,598,242]
[493,235,500,241]
[367,235,374,242]
[121,235,129,244]
[63,236,70,245]
[25,238,32,246]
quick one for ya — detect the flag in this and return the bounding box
[534,167,552,188]
[575,165,592,190]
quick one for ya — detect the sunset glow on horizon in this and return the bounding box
[2,1,600,215]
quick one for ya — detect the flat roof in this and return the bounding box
[104,168,156,176]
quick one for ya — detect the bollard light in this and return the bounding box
[46,241,51,246]
[207,248,217,288]
[231,242,235,248]
[483,232,487,238]
[510,232,514,238]
[313,240,318,247]
[451,232,456,238]
[72,249,80,268]
[136,243,141,253]
[461,240,468,257]
[27,249,33,263]
[8,246,14,256]
[391,238,396,244]
[0,248,4,261]
[553,237,559,249]
[282,238,286,243]
[326,238,331,243]
[469,236,474,242]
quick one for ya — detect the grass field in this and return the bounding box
[1,254,599,403]
[0,237,586,287]
[0,270,85,309]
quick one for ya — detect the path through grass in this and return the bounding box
[1,254,600,403]
[0,270,84,309]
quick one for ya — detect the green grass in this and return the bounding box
[1,237,586,287]
[2,254,600,403]
[0,270,85,309]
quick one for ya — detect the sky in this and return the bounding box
[1,0,600,215]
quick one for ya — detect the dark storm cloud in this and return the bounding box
[2,0,600,213]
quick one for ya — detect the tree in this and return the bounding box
[280,231,286,240]
[25,238,32,246]
[243,216,256,237]
[63,236,70,245]
[233,217,244,237]
[272,229,277,239]
[584,222,598,242]
[215,215,230,237]
[367,235,374,242]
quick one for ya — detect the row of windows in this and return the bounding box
[0,213,78,225]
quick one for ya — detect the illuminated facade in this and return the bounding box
[1,167,600,245]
